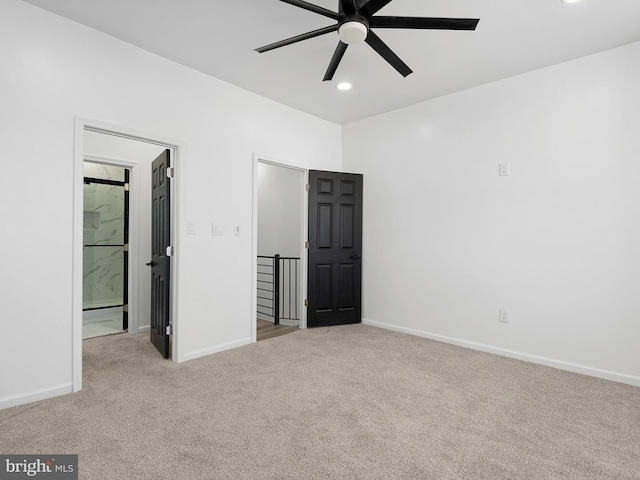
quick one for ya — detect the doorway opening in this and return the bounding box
[252,156,308,343]
[73,118,183,392]
[82,162,129,339]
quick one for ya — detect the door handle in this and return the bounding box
[350,255,361,260]
[146,261,155,267]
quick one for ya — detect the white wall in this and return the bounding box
[0,0,340,408]
[84,131,166,333]
[343,41,640,385]
[257,163,303,258]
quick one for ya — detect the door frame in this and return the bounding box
[73,117,184,392]
[251,153,309,343]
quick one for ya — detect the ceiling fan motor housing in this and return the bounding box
[338,15,369,44]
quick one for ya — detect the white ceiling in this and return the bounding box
[23,0,640,125]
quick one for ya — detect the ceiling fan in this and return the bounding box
[255,0,480,81]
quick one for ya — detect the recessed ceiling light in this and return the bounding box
[337,82,352,91]
[561,0,580,3]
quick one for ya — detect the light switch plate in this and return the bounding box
[187,222,196,235]
[212,224,224,236]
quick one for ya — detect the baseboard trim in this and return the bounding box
[181,338,252,363]
[136,325,150,333]
[279,319,300,327]
[0,383,73,411]
[362,319,640,387]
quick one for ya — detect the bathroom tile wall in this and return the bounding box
[83,162,126,309]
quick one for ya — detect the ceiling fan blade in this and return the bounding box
[279,0,339,20]
[365,30,412,77]
[255,25,338,53]
[323,42,349,81]
[370,16,480,30]
[339,0,357,15]
[359,0,393,17]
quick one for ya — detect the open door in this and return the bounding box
[308,170,363,327]
[123,168,130,331]
[148,149,171,358]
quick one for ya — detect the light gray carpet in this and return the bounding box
[1,325,639,479]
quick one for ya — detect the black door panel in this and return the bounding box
[308,171,363,327]
[150,150,171,358]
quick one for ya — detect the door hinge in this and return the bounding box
[166,246,174,257]
[167,167,175,179]
[124,182,130,191]
[305,183,310,192]
[166,324,172,336]
[124,243,129,252]
[304,299,308,307]
[305,241,309,249]
[123,304,129,313]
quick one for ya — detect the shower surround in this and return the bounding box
[83,163,126,310]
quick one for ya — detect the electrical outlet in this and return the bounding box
[499,163,510,176]
[499,308,509,323]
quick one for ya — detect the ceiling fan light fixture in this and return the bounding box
[338,21,368,45]
[255,1,480,81]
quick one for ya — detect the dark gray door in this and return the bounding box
[308,170,363,327]
[149,150,171,358]
[123,169,130,331]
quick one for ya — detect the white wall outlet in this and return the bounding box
[499,308,509,323]
[212,223,224,236]
[187,221,196,235]
[499,163,510,176]
[234,224,241,236]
